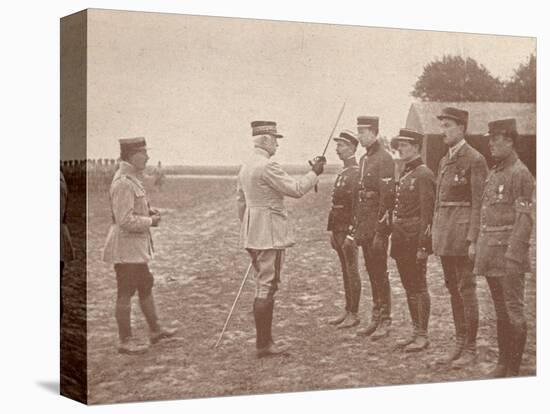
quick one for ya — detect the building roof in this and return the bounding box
[406,102,536,135]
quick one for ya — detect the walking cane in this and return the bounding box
[214,262,253,348]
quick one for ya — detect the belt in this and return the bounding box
[481,224,514,233]
[439,201,471,207]
[332,205,345,209]
[393,215,420,222]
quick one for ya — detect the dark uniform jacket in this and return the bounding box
[474,152,535,277]
[432,141,488,256]
[327,156,359,232]
[350,140,395,243]
[389,156,436,258]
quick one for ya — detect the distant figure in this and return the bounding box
[60,169,75,320]
[236,120,326,358]
[102,137,177,355]
[154,160,165,190]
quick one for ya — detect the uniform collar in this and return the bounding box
[119,160,140,178]
[343,155,357,168]
[253,147,271,158]
[448,138,466,159]
[494,151,518,171]
[366,139,380,156]
[403,156,423,174]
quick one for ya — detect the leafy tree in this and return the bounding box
[502,54,536,103]
[411,55,503,102]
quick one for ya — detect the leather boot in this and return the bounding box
[370,320,391,341]
[437,290,466,364]
[140,295,177,344]
[405,293,430,352]
[451,347,477,369]
[338,312,360,329]
[328,310,349,325]
[506,322,527,377]
[487,319,509,378]
[118,338,149,355]
[255,298,289,358]
[357,314,379,337]
[115,297,132,341]
[396,294,418,347]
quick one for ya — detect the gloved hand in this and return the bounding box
[309,156,327,176]
[372,232,388,255]
[343,235,357,252]
[151,212,161,227]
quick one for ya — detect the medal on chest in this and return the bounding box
[497,184,504,200]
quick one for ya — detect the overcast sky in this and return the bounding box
[84,9,535,165]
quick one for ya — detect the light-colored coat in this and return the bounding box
[237,148,318,250]
[432,142,488,256]
[102,161,154,264]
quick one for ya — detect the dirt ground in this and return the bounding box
[62,174,536,404]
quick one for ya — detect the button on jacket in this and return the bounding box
[102,161,154,264]
[474,152,535,277]
[237,148,319,250]
[351,140,395,242]
[390,156,436,257]
[327,156,359,232]
[432,142,488,256]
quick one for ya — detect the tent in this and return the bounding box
[405,102,536,176]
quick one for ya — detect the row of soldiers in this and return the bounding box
[237,111,534,378]
[96,110,533,381]
[60,158,165,193]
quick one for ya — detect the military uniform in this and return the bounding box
[474,119,535,377]
[389,129,435,352]
[102,138,176,354]
[432,107,489,365]
[350,116,395,338]
[236,121,321,357]
[327,131,361,328]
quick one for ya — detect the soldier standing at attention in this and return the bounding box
[474,119,534,377]
[432,107,488,368]
[389,129,435,352]
[236,121,326,358]
[102,137,177,355]
[347,116,395,341]
[327,130,361,329]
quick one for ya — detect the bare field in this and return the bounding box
[63,174,536,404]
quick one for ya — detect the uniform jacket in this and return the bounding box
[350,140,395,243]
[102,161,154,264]
[327,156,359,232]
[389,156,436,258]
[474,152,535,277]
[237,147,318,250]
[432,141,488,256]
[60,172,75,262]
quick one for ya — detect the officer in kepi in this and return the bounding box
[347,116,395,340]
[102,137,177,355]
[474,119,535,378]
[432,107,488,368]
[389,129,435,352]
[236,121,326,358]
[327,130,361,329]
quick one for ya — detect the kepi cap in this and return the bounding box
[436,107,469,125]
[391,128,424,148]
[251,121,283,138]
[333,129,359,147]
[484,118,518,138]
[119,137,148,153]
[357,116,379,131]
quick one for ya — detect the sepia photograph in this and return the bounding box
[58,7,537,405]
